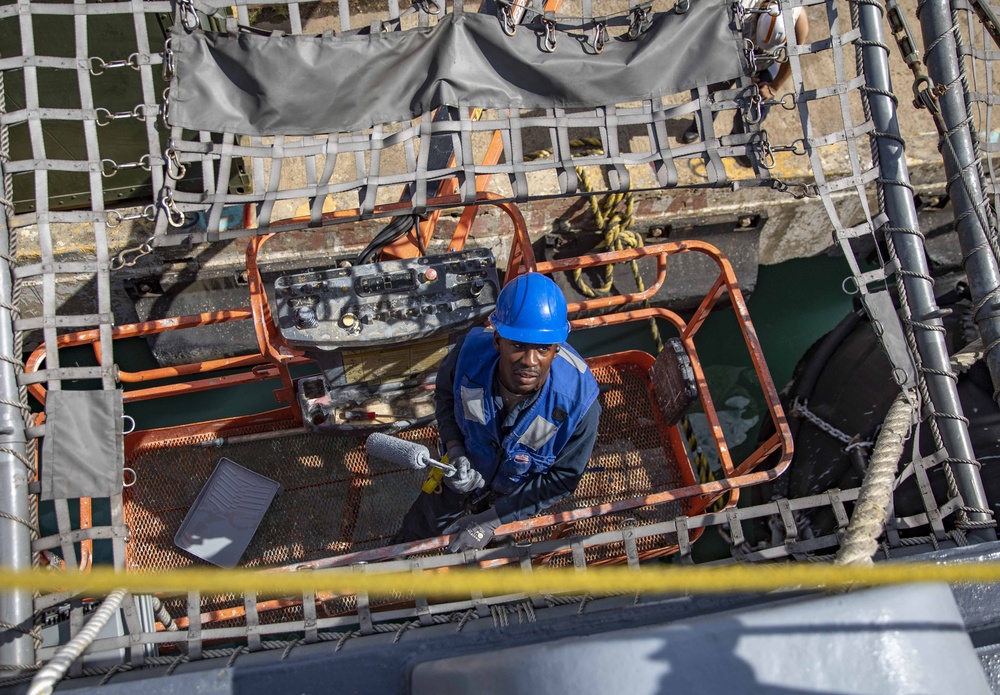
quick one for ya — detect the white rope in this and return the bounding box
[835,390,916,566]
[26,589,127,695]
[835,340,985,567]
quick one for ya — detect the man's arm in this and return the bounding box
[491,399,602,524]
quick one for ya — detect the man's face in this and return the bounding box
[493,334,558,395]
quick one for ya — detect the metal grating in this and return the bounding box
[512,361,689,566]
[123,360,691,576]
[125,427,434,571]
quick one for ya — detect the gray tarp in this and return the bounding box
[41,390,124,500]
[169,1,743,136]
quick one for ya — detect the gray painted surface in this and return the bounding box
[412,583,991,694]
[16,543,1000,694]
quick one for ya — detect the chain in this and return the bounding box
[107,205,156,229]
[770,177,819,199]
[95,105,148,127]
[492,1,653,44]
[88,54,141,76]
[790,397,854,444]
[111,237,155,270]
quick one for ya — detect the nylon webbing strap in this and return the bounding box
[150,0,785,242]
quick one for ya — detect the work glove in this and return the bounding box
[443,444,485,494]
[444,507,502,553]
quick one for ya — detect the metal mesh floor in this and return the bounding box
[123,360,692,574]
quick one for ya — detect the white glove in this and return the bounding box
[443,444,485,494]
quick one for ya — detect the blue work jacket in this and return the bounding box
[453,328,600,496]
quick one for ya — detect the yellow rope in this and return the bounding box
[522,137,605,162]
[679,415,723,511]
[527,139,716,505]
[1,563,998,598]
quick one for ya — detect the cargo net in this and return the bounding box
[7,441,983,688]
[2,0,1000,684]
[953,0,1000,227]
[0,0,900,245]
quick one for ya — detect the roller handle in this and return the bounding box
[365,432,456,476]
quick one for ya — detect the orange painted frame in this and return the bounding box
[24,200,790,576]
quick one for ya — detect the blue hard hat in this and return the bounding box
[489,273,570,344]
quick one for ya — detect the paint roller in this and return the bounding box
[365,432,456,476]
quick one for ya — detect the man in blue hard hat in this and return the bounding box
[394,272,601,553]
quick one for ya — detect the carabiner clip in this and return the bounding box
[744,86,763,125]
[592,21,609,53]
[627,5,650,40]
[160,86,171,123]
[161,191,186,228]
[743,38,757,73]
[415,0,442,14]
[162,38,175,82]
[165,145,187,181]
[675,0,691,14]
[499,4,517,36]
[180,0,198,30]
[541,18,557,53]
[757,130,777,170]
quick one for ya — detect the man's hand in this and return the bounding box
[443,444,485,494]
[444,508,502,552]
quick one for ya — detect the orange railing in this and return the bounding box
[25,198,791,581]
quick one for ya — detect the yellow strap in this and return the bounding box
[421,467,445,494]
[2,563,999,598]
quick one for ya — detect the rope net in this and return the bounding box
[0,0,999,684]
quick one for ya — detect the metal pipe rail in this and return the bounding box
[916,0,1000,407]
[857,0,995,538]
[23,202,791,636]
[0,189,33,671]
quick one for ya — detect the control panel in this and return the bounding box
[274,248,500,349]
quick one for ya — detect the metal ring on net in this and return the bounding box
[123,468,137,488]
[122,414,136,435]
[179,0,199,30]
[416,0,443,14]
